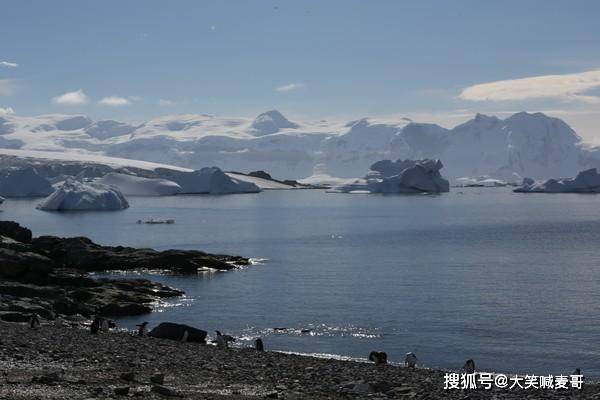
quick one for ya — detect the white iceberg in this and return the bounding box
[155,166,260,194]
[38,179,129,211]
[514,168,600,193]
[332,159,450,194]
[0,167,54,197]
[455,177,508,187]
[97,172,182,196]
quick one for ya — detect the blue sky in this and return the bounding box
[1,1,600,138]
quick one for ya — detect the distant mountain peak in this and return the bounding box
[250,110,299,135]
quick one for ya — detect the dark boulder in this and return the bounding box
[0,248,54,281]
[0,221,32,243]
[149,322,207,343]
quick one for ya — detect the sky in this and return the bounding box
[1,0,600,140]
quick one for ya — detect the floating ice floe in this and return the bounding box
[37,178,129,211]
[331,159,450,194]
[514,168,600,193]
[97,172,182,196]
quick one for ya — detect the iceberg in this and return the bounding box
[0,167,54,197]
[332,159,450,194]
[97,172,182,196]
[155,166,260,194]
[455,177,508,187]
[514,168,600,193]
[38,179,129,211]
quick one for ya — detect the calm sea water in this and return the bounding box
[2,188,600,376]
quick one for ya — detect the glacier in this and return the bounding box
[0,110,598,182]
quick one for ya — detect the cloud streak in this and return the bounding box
[0,61,18,68]
[98,96,131,106]
[276,82,305,92]
[459,69,600,104]
[52,89,89,105]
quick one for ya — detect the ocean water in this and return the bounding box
[2,188,600,376]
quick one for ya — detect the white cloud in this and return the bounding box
[0,61,18,68]
[275,82,306,92]
[0,79,16,96]
[0,106,15,115]
[98,96,131,106]
[159,99,175,106]
[52,89,89,105]
[459,69,600,104]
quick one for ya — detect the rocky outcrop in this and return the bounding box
[0,221,249,321]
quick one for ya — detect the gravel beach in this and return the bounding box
[1,320,596,399]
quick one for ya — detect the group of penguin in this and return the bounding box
[370,350,476,374]
[27,314,580,377]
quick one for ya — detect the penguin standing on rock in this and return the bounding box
[29,313,40,330]
[404,352,418,368]
[136,322,149,337]
[91,317,101,334]
[255,338,264,352]
[463,359,475,374]
[215,330,235,348]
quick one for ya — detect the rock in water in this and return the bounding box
[97,172,182,196]
[37,178,129,211]
[149,322,207,343]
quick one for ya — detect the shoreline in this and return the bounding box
[1,320,596,399]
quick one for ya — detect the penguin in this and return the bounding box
[136,322,149,337]
[255,338,264,352]
[215,330,235,348]
[100,318,110,332]
[368,351,387,365]
[181,330,189,343]
[29,313,40,330]
[463,359,475,374]
[404,352,418,368]
[91,317,101,334]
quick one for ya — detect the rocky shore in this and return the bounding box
[0,221,249,322]
[1,321,597,400]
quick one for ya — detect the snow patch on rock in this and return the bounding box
[250,110,299,135]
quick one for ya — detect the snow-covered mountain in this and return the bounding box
[0,110,596,181]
